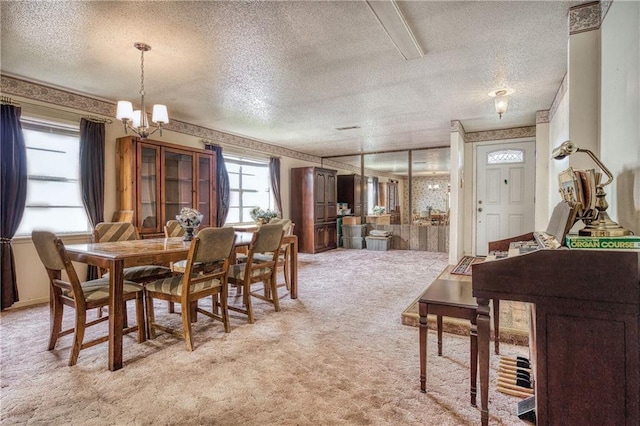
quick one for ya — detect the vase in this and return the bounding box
[183,227,195,241]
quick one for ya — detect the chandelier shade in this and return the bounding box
[116,42,168,139]
[488,88,514,119]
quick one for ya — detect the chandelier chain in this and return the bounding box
[140,49,145,97]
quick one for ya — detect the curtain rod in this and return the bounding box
[201,139,280,159]
[4,96,113,124]
[1,96,20,106]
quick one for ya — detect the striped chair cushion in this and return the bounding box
[104,265,173,282]
[62,278,143,302]
[252,253,286,263]
[146,275,221,296]
[229,263,273,280]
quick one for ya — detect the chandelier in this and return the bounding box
[116,42,168,139]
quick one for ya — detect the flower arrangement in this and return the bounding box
[249,207,279,224]
[373,205,386,215]
[176,207,203,229]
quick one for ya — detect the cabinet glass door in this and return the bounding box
[163,149,195,225]
[197,154,214,227]
[138,144,161,233]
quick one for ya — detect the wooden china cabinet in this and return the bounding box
[290,167,338,253]
[116,136,216,237]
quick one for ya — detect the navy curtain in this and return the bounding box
[269,157,282,215]
[1,104,27,310]
[79,118,105,280]
[206,145,230,227]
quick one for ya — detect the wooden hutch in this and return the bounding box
[290,167,338,253]
[116,136,217,237]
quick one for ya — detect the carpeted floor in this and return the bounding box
[1,248,530,425]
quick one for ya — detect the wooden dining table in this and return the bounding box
[65,232,298,371]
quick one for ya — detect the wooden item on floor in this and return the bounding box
[116,136,217,238]
[473,249,640,426]
[32,230,146,366]
[145,227,236,351]
[418,278,500,407]
[64,232,299,370]
[227,224,285,323]
[253,219,295,292]
[290,167,338,253]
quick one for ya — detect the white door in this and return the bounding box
[475,141,535,256]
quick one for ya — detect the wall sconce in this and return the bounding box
[489,88,514,119]
[551,140,631,237]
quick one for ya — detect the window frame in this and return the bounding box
[15,117,91,237]
[224,154,272,225]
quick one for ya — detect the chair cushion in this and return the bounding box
[104,265,173,281]
[229,263,273,281]
[252,253,285,263]
[145,274,221,296]
[62,278,143,302]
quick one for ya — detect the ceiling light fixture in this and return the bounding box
[116,42,168,139]
[489,88,514,119]
[366,0,424,60]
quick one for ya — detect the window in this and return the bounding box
[487,149,525,164]
[15,119,90,236]
[225,155,271,224]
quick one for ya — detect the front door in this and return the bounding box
[475,141,535,255]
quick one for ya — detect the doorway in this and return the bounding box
[475,141,535,255]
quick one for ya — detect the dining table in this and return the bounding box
[65,232,298,371]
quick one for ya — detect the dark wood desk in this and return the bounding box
[66,233,299,371]
[473,249,640,426]
[419,279,479,405]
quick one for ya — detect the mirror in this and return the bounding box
[329,147,451,224]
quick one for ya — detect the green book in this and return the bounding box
[565,235,640,250]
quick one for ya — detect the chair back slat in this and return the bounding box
[32,230,83,302]
[164,220,185,238]
[94,222,138,242]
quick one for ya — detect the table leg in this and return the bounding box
[419,301,428,392]
[477,297,491,426]
[290,237,298,299]
[108,259,125,371]
[470,313,478,406]
[493,298,500,355]
[437,315,443,356]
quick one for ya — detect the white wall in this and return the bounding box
[600,0,640,234]
[449,131,465,264]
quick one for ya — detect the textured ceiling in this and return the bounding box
[1,0,582,171]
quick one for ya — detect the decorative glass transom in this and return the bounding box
[487,149,524,164]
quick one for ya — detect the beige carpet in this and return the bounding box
[1,248,529,425]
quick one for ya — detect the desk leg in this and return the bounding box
[290,238,298,299]
[437,315,443,356]
[470,314,478,406]
[493,299,500,355]
[477,297,491,426]
[108,259,125,371]
[419,301,428,392]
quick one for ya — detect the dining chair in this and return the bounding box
[144,227,236,351]
[93,222,173,283]
[164,219,185,238]
[253,219,295,292]
[32,230,146,366]
[227,223,284,324]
